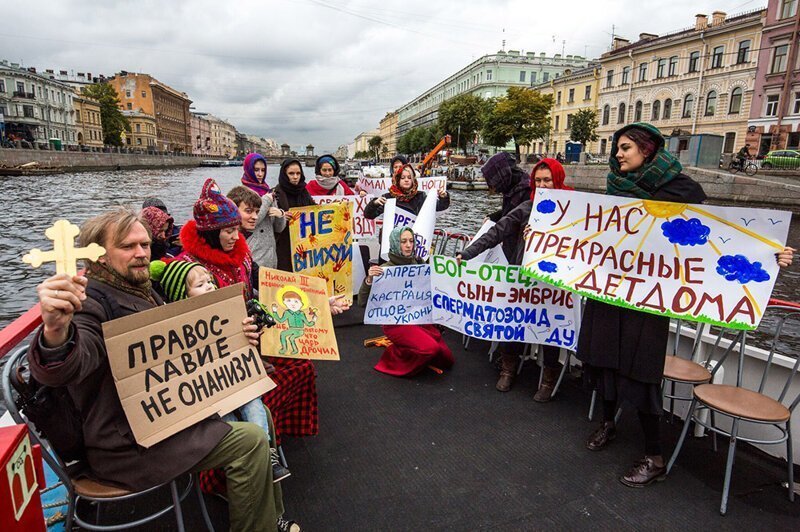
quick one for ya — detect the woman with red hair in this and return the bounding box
[457,158,572,401]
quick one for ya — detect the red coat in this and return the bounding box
[176,220,254,293]
[305,179,354,196]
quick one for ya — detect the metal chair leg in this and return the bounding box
[550,351,570,398]
[194,474,215,532]
[720,418,740,516]
[588,389,596,421]
[170,480,186,532]
[614,407,622,425]
[278,445,289,468]
[787,420,794,503]
[667,397,697,474]
[710,410,718,452]
[65,490,75,532]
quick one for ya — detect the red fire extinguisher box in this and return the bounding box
[0,425,45,532]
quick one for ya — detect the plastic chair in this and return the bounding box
[1,345,215,531]
[666,305,800,515]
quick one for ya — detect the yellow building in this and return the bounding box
[121,110,157,150]
[379,111,398,159]
[597,10,764,155]
[73,91,103,148]
[354,129,380,157]
[532,66,601,156]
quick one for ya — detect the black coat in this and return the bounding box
[363,190,450,220]
[273,183,315,272]
[460,201,532,265]
[488,179,531,223]
[576,174,707,384]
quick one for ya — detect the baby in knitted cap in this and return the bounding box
[150,259,291,483]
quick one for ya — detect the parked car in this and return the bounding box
[761,149,800,170]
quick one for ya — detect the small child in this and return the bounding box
[150,259,291,483]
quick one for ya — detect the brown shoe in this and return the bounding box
[585,421,616,451]
[619,456,666,488]
[496,371,514,392]
[533,366,561,402]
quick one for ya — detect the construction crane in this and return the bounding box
[418,135,451,176]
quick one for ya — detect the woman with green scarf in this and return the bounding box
[358,226,454,377]
[578,123,707,488]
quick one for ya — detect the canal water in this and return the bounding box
[1,165,798,333]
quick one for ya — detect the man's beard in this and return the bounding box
[124,259,151,285]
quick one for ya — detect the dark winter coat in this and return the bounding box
[576,173,707,384]
[273,158,315,271]
[460,201,532,266]
[363,190,450,220]
[27,279,230,491]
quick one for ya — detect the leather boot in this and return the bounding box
[585,421,616,451]
[495,353,517,392]
[533,365,561,402]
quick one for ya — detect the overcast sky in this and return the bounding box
[2,0,761,152]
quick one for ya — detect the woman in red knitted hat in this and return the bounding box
[457,158,572,401]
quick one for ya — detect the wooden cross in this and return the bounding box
[23,220,106,276]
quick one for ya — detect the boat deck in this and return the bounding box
[75,311,800,530]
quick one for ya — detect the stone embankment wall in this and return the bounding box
[0,149,201,172]
[522,163,800,212]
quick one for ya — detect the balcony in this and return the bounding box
[12,91,36,100]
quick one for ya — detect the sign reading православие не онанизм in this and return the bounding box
[102,285,275,448]
[521,189,791,330]
[431,256,581,350]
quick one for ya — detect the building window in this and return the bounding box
[711,46,724,68]
[621,66,630,85]
[0,80,4,93]
[568,88,574,103]
[602,104,610,125]
[682,94,694,118]
[584,85,591,100]
[531,71,537,83]
[729,87,743,114]
[519,71,526,82]
[557,91,562,105]
[688,51,700,73]
[606,70,614,88]
[141,91,146,97]
[0,105,6,116]
[736,41,751,64]
[723,132,736,153]
[486,69,492,81]
[656,58,666,78]
[638,62,648,82]
[600,138,607,154]
[766,94,780,116]
[136,123,141,133]
[126,102,132,110]
[566,113,573,130]
[634,100,643,121]
[793,91,800,114]
[543,72,549,82]
[705,91,717,116]
[668,56,678,76]
[125,90,131,98]
[23,105,34,118]
[781,0,798,18]
[652,100,661,121]
[554,116,560,130]
[16,81,24,93]
[771,44,789,73]
[618,102,626,124]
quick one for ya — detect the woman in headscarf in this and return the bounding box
[359,226,454,377]
[389,154,408,177]
[363,163,449,220]
[306,154,354,196]
[241,152,271,196]
[457,158,572,401]
[578,123,707,488]
[139,205,174,261]
[273,158,315,271]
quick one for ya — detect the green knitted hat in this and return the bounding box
[150,260,203,302]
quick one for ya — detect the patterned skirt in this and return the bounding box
[199,358,319,495]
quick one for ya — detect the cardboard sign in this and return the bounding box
[102,285,275,448]
[357,176,447,195]
[289,202,353,304]
[313,194,377,238]
[521,189,791,330]
[466,221,509,265]
[431,256,581,349]
[259,268,340,360]
[364,264,433,325]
